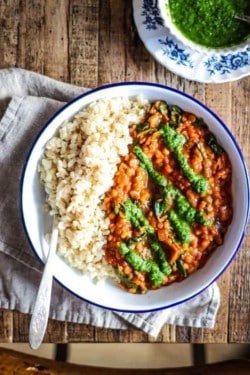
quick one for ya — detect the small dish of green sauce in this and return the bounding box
[167,0,250,49]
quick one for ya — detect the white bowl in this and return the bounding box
[20,82,250,313]
[158,0,250,55]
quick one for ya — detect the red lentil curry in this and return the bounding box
[104,100,233,293]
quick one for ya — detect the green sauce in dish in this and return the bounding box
[168,0,250,48]
[160,125,209,195]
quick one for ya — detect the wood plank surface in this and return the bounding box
[0,0,249,343]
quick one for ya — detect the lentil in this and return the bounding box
[104,100,233,293]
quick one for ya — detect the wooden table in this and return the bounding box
[0,0,249,344]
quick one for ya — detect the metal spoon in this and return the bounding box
[29,217,58,349]
[234,15,250,24]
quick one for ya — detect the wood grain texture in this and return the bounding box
[70,0,99,87]
[229,78,250,343]
[43,0,70,81]
[0,311,13,343]
[0,0,249,343]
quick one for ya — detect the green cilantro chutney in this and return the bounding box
[168,0,250,48]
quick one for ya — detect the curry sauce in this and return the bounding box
[104,100,233,293]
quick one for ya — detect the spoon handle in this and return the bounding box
[29,221,58,350]
[234,15,250,24]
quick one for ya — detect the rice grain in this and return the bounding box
[39,96,149,281]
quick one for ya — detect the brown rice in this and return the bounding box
[38,96,149,281]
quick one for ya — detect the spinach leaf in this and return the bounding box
[206,133,224,156]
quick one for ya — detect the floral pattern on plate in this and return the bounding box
[133,0,250,83]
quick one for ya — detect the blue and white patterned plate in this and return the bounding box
[133,0,250,83]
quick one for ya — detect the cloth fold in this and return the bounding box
[0,68,220,338]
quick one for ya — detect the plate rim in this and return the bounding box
[132,0,250,83]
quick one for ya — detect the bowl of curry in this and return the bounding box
[158,0,250,54]
[21,82,249,312]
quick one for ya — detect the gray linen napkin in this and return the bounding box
[0,68,220,338]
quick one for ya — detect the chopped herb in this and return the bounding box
[133,145,167,187]
[137,128,157,137]
[175,196,196,224]
[168,210,191,244]
[121,199,154,235]
[122,199,172,275]
[115,267,139,290]
[127,233,147,246]
[173,147,209,195]
[136,122,149,132]
[157,101,168,116]
[160,125,209,195]
[192,119,208,129]
[169,105,183,117]
[154,200,166,217]
[206,133,224,156]
[158,185,211,226]
[149,237,172,276]
[161,125,186,149]
[176,258,187,277]
[119,242,165,287]
[169,105,183,128]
